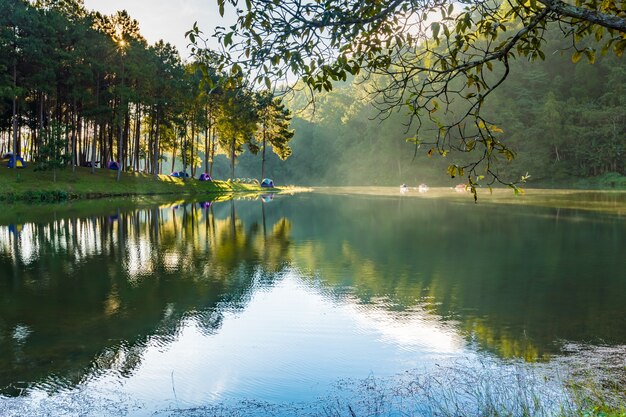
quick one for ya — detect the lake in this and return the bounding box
[1,189,625,416]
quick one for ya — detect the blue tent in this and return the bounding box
[261,178,274,188]
[108,161,120,170]
[170,171,180,177]
[7,155,25,168]
[8,224,23,236]
[199,173,212,181]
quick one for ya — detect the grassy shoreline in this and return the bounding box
[0,167,270,202]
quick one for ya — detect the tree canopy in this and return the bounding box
[188,0,626,193]
[0,0,294,181]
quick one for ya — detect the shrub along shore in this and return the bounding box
[0,167,270,202]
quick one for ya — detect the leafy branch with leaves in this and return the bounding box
[187,0,625,194]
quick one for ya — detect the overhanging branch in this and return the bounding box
[539,0,626,32]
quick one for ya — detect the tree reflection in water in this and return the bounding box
[0,192,624,402]
[0,196,292,396]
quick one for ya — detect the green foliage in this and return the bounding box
[34,123,72,174]
[219,28,626,187]
[186,0,626,186]
[255,91,294,178]
[0,0,297,184]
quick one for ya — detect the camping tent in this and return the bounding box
[7,155,25,168]
[7,156,25,168]
[199,173,212,181]
[261,178,274,188]
[108,161,120,170]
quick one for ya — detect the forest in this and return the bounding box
[229,30,626,187]
[1,0,625,188]
[0,0,293,182]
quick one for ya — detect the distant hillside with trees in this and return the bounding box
[228,30,626,188]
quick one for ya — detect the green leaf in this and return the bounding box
[595,27,604,42]
[431,22,440,41]
[447,164,457,178]
[224,32,234,47]
[572,51,582,63]
[613,39,626,57]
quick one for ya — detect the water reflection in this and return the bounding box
[0,197,293,397]
[287,194,626,361]
[0,192,624,406]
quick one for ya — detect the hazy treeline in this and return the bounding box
[229,30,626,187]
[0,0,293,178]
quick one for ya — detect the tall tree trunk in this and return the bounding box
[12,59,18,168]
[123,110,130,171]
[262,124,267,179]
[36,93,44,159]
[209,125,216,178]
[171,133,177,174]
[147,112,155,174]
[182,127,187,181]
[230,137,235,179]
[107,120,114,165]
[153,107,160,181]
[134,106,141,172]
[91,76,100,174]
[99,122,105,169]
[71,99,77,172]
[204,106,210,174]
[117,107,124,182]
[191,118,196,177]
[117,58,126,181]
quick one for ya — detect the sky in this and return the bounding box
[83,0,229,58]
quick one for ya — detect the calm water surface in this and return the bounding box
[0,191,625,415]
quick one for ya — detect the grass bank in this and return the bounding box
[0,166,268,202]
